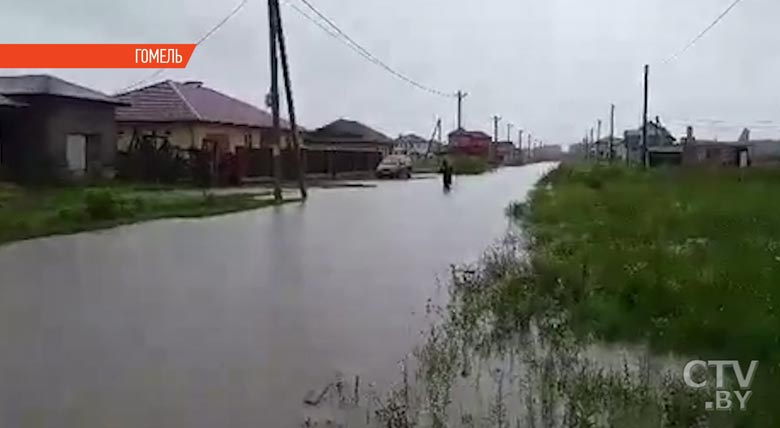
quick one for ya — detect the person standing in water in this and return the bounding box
[440,158,454,190]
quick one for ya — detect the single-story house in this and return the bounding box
[680,127,749,167]
[116,80,300,182]
[304,119,394,175]
[682,142,749,167]
[0,74,127,182]
[116,80,293,153]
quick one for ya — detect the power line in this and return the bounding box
[662,0,746,65]
[115,0,250,94]
[289,0,456,98]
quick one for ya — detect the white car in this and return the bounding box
[376,155,413,179]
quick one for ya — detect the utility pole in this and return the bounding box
[589,128,594,161]
[527,133,532,160]
[426,117,442,155]
[597,120,602,142]
[609,104,615,162]
[506,123,513,142]
[273,0,306,199]
[491,115,500,163]
[584,130,589,160]
[267,0,283,202]
[456,91,468,130]
[518,130,523,148]
[642,64,649,168]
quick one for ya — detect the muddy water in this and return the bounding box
[0,164,555,427]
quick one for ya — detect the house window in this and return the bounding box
[66,134,87,173]
[244,133,253,148]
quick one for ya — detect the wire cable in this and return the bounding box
[662,0,746,65]
[115,0,250,94]
[290,0,456,98]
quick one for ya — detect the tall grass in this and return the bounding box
[516,163,780,425]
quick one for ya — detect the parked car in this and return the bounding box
[376,154,413,179]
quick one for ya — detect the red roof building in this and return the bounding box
[448,129,492,157]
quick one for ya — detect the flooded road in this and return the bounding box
[0,163,554,427]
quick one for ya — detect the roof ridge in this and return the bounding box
[167,80,202,121]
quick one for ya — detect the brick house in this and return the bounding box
[448,129,492,157]
[116,80,299,181]
[116,80,293,153]
[0,75,127,182]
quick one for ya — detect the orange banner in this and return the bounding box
[0,44,197,68]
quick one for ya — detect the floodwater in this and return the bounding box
[0,163,555,427]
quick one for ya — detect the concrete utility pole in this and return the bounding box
[456,91,468,130]
[267,0,283,202]
[609,104,615,162]
[273,0,307,199]
[518,130,523,148]
[527,133,532,160]
[506,123,513,143]
[642,64,649,168]
[597,119,602,144]
[589,128,594,160]
[491,115,500,162]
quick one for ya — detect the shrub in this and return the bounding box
[450,156,489,175]
[84,190,121,220]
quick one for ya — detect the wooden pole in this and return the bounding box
[268,0,283,201]
[609,104,615,162]
[273,0,307,199]
[642,64,649,168]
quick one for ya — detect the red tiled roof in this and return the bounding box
[116,80,289,129]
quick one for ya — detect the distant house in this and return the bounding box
[304,119,394,175]
[0,74,127,182]
[624,120,676,164]
[494,141,518,164]
[448,129,492,157]
[682,142,748,167]
[592,137,625,161]
[734,129,780,165]
[680,127,749,167]
[116,80,292,154]
[394,134,440,158]
[532,145,564,162]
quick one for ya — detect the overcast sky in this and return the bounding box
[1,0,778,144]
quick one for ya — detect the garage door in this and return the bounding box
[66,134,87,173]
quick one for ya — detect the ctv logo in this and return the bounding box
[683,360,759,411]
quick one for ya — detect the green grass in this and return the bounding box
[0,184,292,245]
[449,155,490,175]
[512,163,780,425]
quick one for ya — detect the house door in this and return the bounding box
[66,134,87,173]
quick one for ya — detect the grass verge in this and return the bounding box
[512,163,780,425]
[449,155,490,175]
[0,184,293,245]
